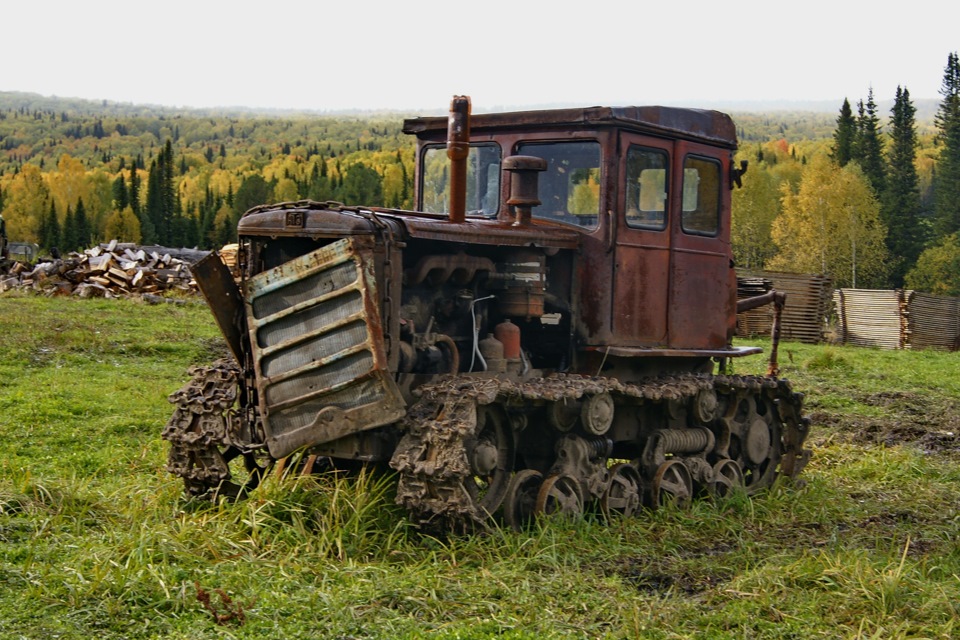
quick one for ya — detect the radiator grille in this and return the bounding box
[244,237,404,457]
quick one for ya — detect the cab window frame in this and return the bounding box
[624,144,670,231]
[514,139,603,231]
[419,142,502,217]
[679,154,721,237]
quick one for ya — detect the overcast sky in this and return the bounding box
[5,1,959,113]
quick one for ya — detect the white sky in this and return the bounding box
[5,1,959,113]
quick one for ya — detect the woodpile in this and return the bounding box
[833,289,905,349]
[0,241,210,299]
[219,243,239,272]
[736,276,773,337]
[834,288,960,351]
[905,291,960,350]
[736,271,833,344]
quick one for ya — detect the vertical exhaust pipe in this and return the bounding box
[447,95,471,223]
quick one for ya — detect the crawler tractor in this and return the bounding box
[163,96,811,529]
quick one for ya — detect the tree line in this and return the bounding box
[0,98,415,252]
[3,70,960,296]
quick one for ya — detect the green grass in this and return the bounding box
[1,295,959,638]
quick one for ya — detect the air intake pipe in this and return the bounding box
[503,155,547,226]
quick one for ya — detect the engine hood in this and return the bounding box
[238,200,582,251]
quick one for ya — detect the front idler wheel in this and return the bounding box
[463,405,515,518]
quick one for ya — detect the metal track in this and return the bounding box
[163,363,810,529]
[162,358,270,498]
[390,373,810,529]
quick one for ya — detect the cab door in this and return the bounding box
[667,141,733,349]
[611,136,672,346]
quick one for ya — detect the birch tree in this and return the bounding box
[769,155,888,288]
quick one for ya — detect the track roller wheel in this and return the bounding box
[503,469,544,530]
[650,460,693,509]
[601,463,643,519]
[709,459,744,498]
[534,474,584,519]
[729,394,782,494]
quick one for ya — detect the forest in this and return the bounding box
[3,51,960,294]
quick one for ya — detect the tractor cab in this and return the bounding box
[402,100,746,358]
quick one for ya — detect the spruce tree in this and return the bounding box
[112,174,128,211]
[40,200,60,250]
[62,205,77,253]
[832,98,856,167]
[128,166,141,217]
[854,88,886,196]
[933,52,960,238]
[883,87,925,286]
[161,140,176,244]
[145,159,162,243]
[74,198,91,250]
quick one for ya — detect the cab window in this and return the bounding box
[625,146,668,230]
[421,143,501,215]
[681,156,721,236]
[515,140,601,230]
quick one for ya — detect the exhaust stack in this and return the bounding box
[447,95,471,223]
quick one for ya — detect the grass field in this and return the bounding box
[1,294,958,639]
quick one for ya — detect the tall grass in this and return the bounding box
[1,295,959,638]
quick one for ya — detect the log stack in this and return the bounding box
[905,291,960,350]
[833,288,960,351]
[833,289,905,349]
[0,241,210,299]
[736,270,833,344]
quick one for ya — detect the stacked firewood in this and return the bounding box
[0,241,210,299]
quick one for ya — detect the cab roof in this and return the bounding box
[402,105,738,149]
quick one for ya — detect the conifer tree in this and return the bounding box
[128,166,141,218]
[142,141,177,245]
[145,158,162,243]
[883,86,925,286]
[74,198,91,249]
[832,98,856,167]
[112,174,128,211]
[854,88,886,196]
[41,200,60,250]
[62,205,77,252]
[161,140,176,243]
[933,52,960,238]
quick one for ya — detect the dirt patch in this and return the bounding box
[622,567,732,596]
[611,549,735,596]
[857,421,960,454]
[860,390,922,409]
[809,391,960,454]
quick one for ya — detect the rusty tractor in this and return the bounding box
[163,96,810,530]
